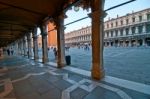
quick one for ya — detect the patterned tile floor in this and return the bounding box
[0,55,150,99]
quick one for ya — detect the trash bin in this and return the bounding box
[65,55,71,65]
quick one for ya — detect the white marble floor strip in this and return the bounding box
[62,66,150,95]
[64,66,91,77]
[12,72,46,83]
[103,76,150,95]
[46,62,57,67]
[45,69,131,99]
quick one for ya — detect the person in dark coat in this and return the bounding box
[7,49,10,56]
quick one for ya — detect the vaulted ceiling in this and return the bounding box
[0,0,72,47]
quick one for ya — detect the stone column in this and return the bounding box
[90,0,105,80]
[19,40,22,55]
[23,36,27,56]
[129,27,132,35]
[27,32,32,58]
[142,38,146,46]
[135,26,138,34]
[118,30,121,36]
[123,28,126,36]
[15,41,19,55]
[123,40,126,47]
[143,24,146,33]
[32,28,39,60]
[128,40,132,47]
[109,41,111,47]
[135,39,139,46]
[55,14,66,68]
[40,24,49,63]
[18,40,20,55]
[21,39,24,55]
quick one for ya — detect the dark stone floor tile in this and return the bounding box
[53,79,72,91]
[84,87,121,99]
[70,88,89,99]
[41,88,61,99]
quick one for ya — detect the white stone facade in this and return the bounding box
[65,8,150,47]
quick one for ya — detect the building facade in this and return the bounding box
[65,8,150,47]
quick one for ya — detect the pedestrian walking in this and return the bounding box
[10,48,14,55]
[7,48,10,56]
[53,47,57,59]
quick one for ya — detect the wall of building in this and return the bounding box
[65,8,150,47]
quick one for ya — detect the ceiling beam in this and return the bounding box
[0,28,27,32]
[0,1,46,16]
[0,21,35,28]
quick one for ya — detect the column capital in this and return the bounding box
[88,11,107,20]
[27,33,31,41]
[58,13,67,20]
[40,24,48,36]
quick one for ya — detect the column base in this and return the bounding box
[57,62,65,68]
[34,56,39,61]
[42,58,49,63]
[91,66,105,80]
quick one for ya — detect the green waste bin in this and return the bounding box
[65,55,71,65]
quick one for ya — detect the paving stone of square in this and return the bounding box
[84,87,121,99]
[7,71,25,80]
[13,80,36,97]
[70,88,89,99]
[54,69,68,74]
[18,92,41,99]
[42,73,63,83]
[100,81,150,99]
[41,87,61,99]
[82,82,91,86]
[68,74,84,82]
[53,79,72,91]
[29,76,55,95]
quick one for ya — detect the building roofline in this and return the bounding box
[104,8,150,23]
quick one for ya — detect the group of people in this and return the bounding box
[6,48,14,56]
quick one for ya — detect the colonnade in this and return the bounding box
[6,0,105,80]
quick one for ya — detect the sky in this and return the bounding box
[64,0,150,33]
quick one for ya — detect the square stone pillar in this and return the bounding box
[40,25,49,63]
[19,40,22,55]
[18,40,21,55]
[27,32,32,58]
[90,0,105,80]
[123,28,126,36]
[128,40,132,47]
[129,27,132,35]
[142,38,146,46]
[21,39,24,55]
[32,28,39,60]
[55,14,66,68]
[143,23,146,33]
[23,36,27,56]
[135,26,138,34]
